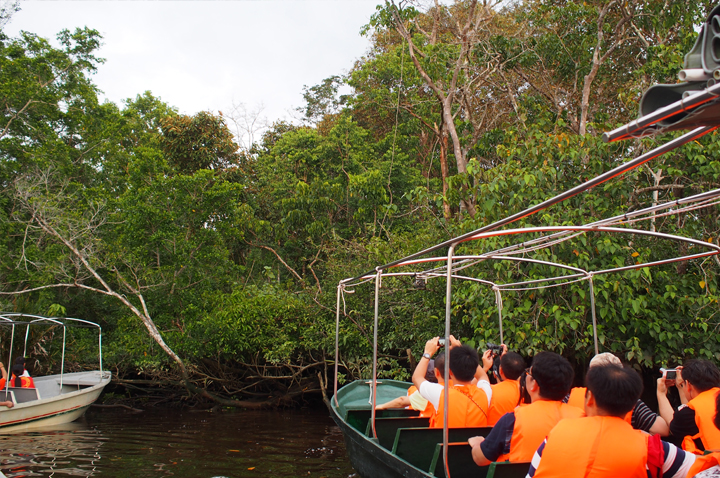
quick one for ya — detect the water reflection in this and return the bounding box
[0,407,355,477]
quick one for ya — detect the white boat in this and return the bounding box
[0,315,111,432]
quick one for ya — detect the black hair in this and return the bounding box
[13,356,25,366]
[11,364,23,388]
[434,353,446,380]
[449,345,479,383]
[530,352,574,401]
[500,352,525,381]
[682,360,720,392]
[518,370,532,406]
[714,390,720,431]
[586,364,642,416]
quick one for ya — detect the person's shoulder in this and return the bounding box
[560,402,585,418]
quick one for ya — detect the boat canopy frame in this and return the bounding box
[0,314,104,391]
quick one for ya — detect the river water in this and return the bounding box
[0,406,356,477]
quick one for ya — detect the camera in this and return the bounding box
[660,368,677,380]
[487,342,503,357]
[438,338,446,347]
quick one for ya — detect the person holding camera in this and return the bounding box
[527,364,695,478]
[657,359,720,453]
[565,352,669,436]
[413,335,492,428]
[481,344,524,426]
[376,357,439,417]
[468,351,583,466]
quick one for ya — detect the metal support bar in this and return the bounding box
[346,127,714,284]
[443,244,455,478]
[370,269,382,440]
[334,285,341,407]
[589,276,599,355]
[494,287,504,344]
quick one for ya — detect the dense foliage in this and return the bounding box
[0,0,718,404]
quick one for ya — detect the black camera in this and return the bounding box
[487,342,503,357]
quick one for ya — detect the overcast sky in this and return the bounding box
[6,0,380,141]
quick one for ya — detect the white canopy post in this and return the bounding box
[588,275,599,355]
[334,284,342,407]
[443,244,456,478]
[494,286,504,344]
[370,269,382,440]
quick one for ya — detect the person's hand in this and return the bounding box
[2,401,12,409]
[482,350,494,372]
[424,337,441,357]
[468,436,485,448]
[657,377,668,395]
[501,344,508,356]
[676,366,685,388]
[449,335,462,348]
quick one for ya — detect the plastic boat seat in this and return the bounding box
[364,416,431,449]
[429,442,485,478]
[5,387,40,403]
[486,461,532,478]
[392,426,492,472]
[344,408,420,433]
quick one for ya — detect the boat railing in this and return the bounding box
[0,315,104,393]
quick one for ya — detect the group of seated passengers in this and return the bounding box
[377,336,720,477]
[0,356,34,409]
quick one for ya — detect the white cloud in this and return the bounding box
[7,0,379,122]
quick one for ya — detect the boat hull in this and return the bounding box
[329,401,431,478]
[329,379,433,478]
[0,371,111,433]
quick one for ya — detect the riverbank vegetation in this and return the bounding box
[0,0,719,407]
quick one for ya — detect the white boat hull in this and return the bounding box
[0,371,111,433]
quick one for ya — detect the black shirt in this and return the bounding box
[668,406,703,450]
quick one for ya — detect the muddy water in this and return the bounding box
[0,406,356,477]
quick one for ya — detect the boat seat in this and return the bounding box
[344,408,420,433]
[0,390,14,405]
[486,461,532,478]
[4,387,40,403]
[429,442,486,478]
[392,426,492,472]
[364,416,431,449]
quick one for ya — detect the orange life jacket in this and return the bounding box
[498,399,584,462]
[532,416,648,478]
[683,387,720,454]
[0,375,34,389]
[430,384,489,428]
[488,379,520,426]
[687,451,720,477]
[567,386,632,424]
[407,385,435,418]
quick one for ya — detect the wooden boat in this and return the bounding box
[0,315,111,432]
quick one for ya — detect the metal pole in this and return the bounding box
[589,276,599,355]
[98,326,103,374]
[370,269,382,440]
[603,82,720,142]
[345,127,713,284]
[494,287,504,344]
[443,244,455,478]
[60,324,66,389]
[334,284,341,407]
[5,324,14,393]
